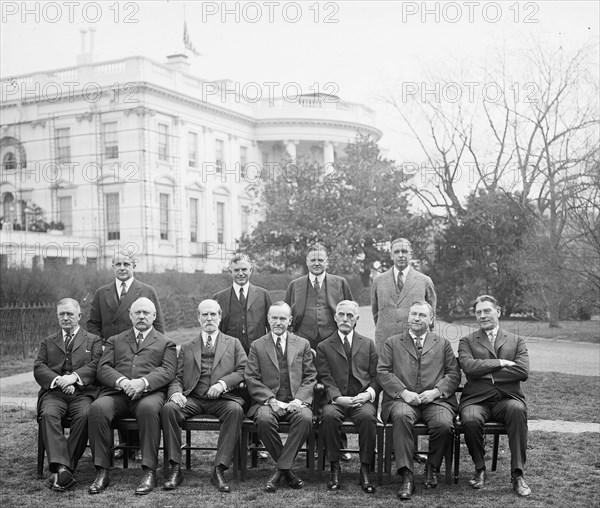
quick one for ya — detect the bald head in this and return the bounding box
[129,297,156,332]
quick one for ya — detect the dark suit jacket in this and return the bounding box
[167,332,247,406]
[458,328,529,409]
[284,273,353,335]
[96,327,176,395]
[378,331,460,423]
[371,266,436,351]
[87,279,165,341]
[213,284,271,353]
[315,331,381,405]
[34,328,103,407]
[245,332,317,417]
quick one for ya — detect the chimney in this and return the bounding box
[76,28,95,65]
[165,54,191,73]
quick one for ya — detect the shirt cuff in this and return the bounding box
[365,387,376,402]
[218,380,227,391]
[73,373,83,386]
[115,376,126,390]
[50,376,60,389]
[142,377,149,391]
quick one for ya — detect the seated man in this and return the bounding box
[459,295,531,497]
[315,300,380,493]
[160,299,247,493]
[88,297,176,495]
[378,301,460,500]
[34,298,103,491]
[245,301,317,493]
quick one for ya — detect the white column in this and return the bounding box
[285,140,298,160]
[323,141,334,165]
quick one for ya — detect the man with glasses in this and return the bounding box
[458,295,531,497]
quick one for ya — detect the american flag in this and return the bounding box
[183,21,200,56]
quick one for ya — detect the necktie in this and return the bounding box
[65,333,73,351]
[488,332,495,346]
[137,332,143,346]
[313,278,320,291]
[120,282,127,300]
[415,337,423,355]
[239,287,246,307]
[343,334,352,360]
[276,336,284,357]
[206,334,213,350]
[397,273,404,293]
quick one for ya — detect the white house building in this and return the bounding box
[0,49,381,273]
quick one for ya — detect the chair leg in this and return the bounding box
[454,431,461,484]
[37,421,45,478]
[491,434,500,472]
[444,439,453,484]
[385,426,392,483]
[307,432,316,477]
[377,426,384,485]
[240,426,249,481]
[185,430,192,470]
[232,439,240,481]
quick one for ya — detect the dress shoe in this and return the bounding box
[264,469,282,492]
[340,452,352,462]
[398,471,415,500]
[131,449,143,461]
[424,462,438,489]
[135,467,157,495]
[327,461,341,490]
[88,467,110,494]
[163,463,183,490]
[511,475,532,497]
[358,464,375,494]
[57,465,76,490]
[284,469,304,489]
[469,468,486,489]
[45,474,57,489]
[211,465,231,493]
[257,450,269,460]
[113,448,124,460]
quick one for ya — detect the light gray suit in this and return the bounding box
[371,266,436,354]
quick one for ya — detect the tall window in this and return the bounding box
[188,132,198,168]
[189,197,198,242]
[3,152,16,171]
[55,128,71,163]
[216,202,225,243]
[58,196,73,235]
[160,193,169,240]
[215,139,224,173]
[240,146,248,179]
[102,122,119,159]
[241,205,250,235]
[158,123,169,161]
[105,193,120,240]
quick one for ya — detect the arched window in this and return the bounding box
[2,193,16,222]
[2,152,16,171]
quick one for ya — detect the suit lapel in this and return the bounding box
[330,334,347,360]
[114,279,140,322]
[495,329,508,354]
[213,332,227,367]
[246,284,258,310]
[137,328,157,352]
[324,274,339,312]
[192,335,203,371]
[398,267,416,305]
[53,331,65,352]
[296,278,308,320]
[286,334,298,368]
[104,284,119,314]
[384,269,400,305]
[125,329,138,354]
[71,328,86,352]
[399,333,418,359]
[477,330,496,356]
[266,334,279,369]
[421,331,436,356]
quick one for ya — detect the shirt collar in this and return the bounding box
[393,265,410,282]
[62,326,80,339]
[116,277,134,292]
[409,330,427,342]
[202,330,217,342]
[338,330,354,344]
[272,331,288,344]
[233,282,249,295]
[486,326,500,339]
[133,326,153,340]
[311,273,326,286]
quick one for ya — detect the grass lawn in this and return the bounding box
[0,403,598,508]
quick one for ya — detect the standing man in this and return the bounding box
[213,254,271,355]
[160,299,247,493]
[245,302,317,493]
[88,297,176,496]
[285,243,353,353]
[88,249,165,344]
[34,298,103,491]
[315,300,380,494]
[371,238,437,355]
[87,249,165,459]
[378,301,460,500]
[458,295,531,497]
